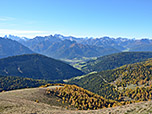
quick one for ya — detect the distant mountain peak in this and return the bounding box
[4,34,29,41]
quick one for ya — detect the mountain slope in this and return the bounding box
[81,52,152,73]
[43,39,120,59]
[69,58,152,101]
[0,87,68,114]
[69,72,119,100]
[0,37,34,59]
[20,35,62,53]
[129,44,152,51]
[0,54,83,80]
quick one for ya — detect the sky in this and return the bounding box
[0,0,152,39]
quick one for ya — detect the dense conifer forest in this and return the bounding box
[81,52,152,73]
[0,75,63,92]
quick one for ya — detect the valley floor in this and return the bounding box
[0,87,152,114]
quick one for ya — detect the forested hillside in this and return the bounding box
[0,75,63,92]
[69,58,152,101]
[45,84,124,110]
[0,54,83,80]
[69,72,120,100]
[81,52,152,73]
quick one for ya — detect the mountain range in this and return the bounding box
[4,34,152,60]
[15,35,120,59]
[6,34,152,59]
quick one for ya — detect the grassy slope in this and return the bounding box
[0,87,152,114]
[0,87,68,114]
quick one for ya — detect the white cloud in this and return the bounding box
[0,29,52,38]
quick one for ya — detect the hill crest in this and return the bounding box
[0,54,83,80]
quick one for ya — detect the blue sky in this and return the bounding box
[0,0,152,39]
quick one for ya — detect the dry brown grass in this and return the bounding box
[0,87,152,114]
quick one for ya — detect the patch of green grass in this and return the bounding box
[64,71,97,82]
[61,57,97,70]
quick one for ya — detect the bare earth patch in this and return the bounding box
[0,87,152,114]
